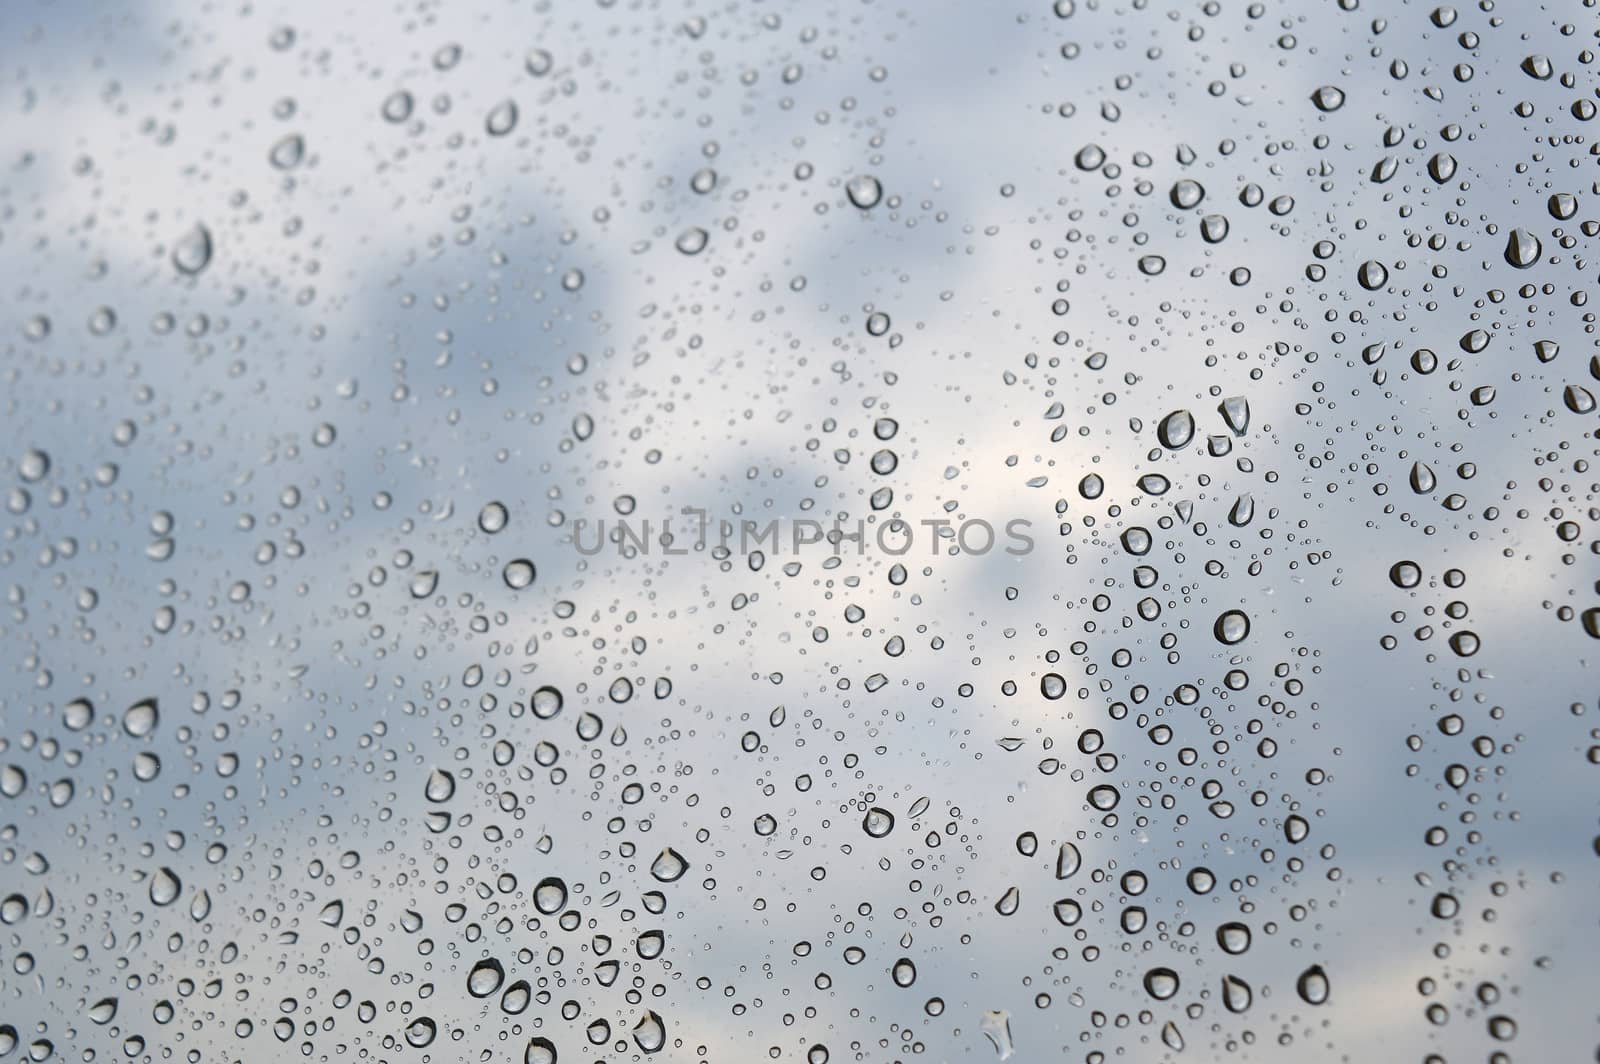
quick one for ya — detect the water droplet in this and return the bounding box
[63,698,94,731]
[1157,409,1195,450]
[503,559,536,589]
[269,133,305,169]
[534,877,568,914]
[631,1011,666,1053]
[1169,179,1205,209]
[1310,85,1345,111]
[1296,964,1330,1005]
[650,847,688,882]
[1521,54,1553,80]
[503,981,532,1016]
[149,867,181,907]
[980,1010,1014,1060]
[172,225,213,275]
[1390,561,1422,588]
[1218,396,1249,436]
[479,501,509,533]
[18,448,49,482]
[122,698,159,738]
[405,1017,437,1048]
[486,100,519,136]
[533,685,564,719]
[525,49,554,76]
[1055,842,1081,879]
[862,807,895,838]
[424,768,456,802]
[675,227,709,255]
[467,959,505,998]
[1217,921,1252,954]
[382,90,414,122]
[845,174,883,209]
[1143,968,1180,1000]
[1221,974,1253,1013]
[1214,610,1250,645]
[1504,228,1541,268]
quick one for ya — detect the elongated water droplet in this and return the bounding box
[1055,842,1081,879]
[1157,409,1194,450]
[980,1010,1014,1060]
[1504,228,1541,268]
[1297,964,1330,1005]
[1221,974,1253,1013]
[424,768,455,802]
[149,867,181,907]
[172,225,213,275]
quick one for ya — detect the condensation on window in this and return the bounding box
[0,1,1595,1061]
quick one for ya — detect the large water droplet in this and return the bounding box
[122,698,159,738]
[1221,974,1253,1013]
[467,958,505,998]
[1296,964,1330,1005]
[1504,228,1541,268]
[631,1010,666,1053]
[845,175,883,209]
[650,847,688,882]
[1055,842,1081,879]
[862,807,895,838]
[1310,85,1345,111]
[534,877,568,914]
[172,225,214,275]
[149,867,181,907]
[1143,968,1180,1000]
[1157,409,1195,450]
[424,768,456,802]
[405,1017,437,1047]
[1214,610,1250,645]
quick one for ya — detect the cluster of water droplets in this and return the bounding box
[0,0,1596,1061]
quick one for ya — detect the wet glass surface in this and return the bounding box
[0,0,1597,1060]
